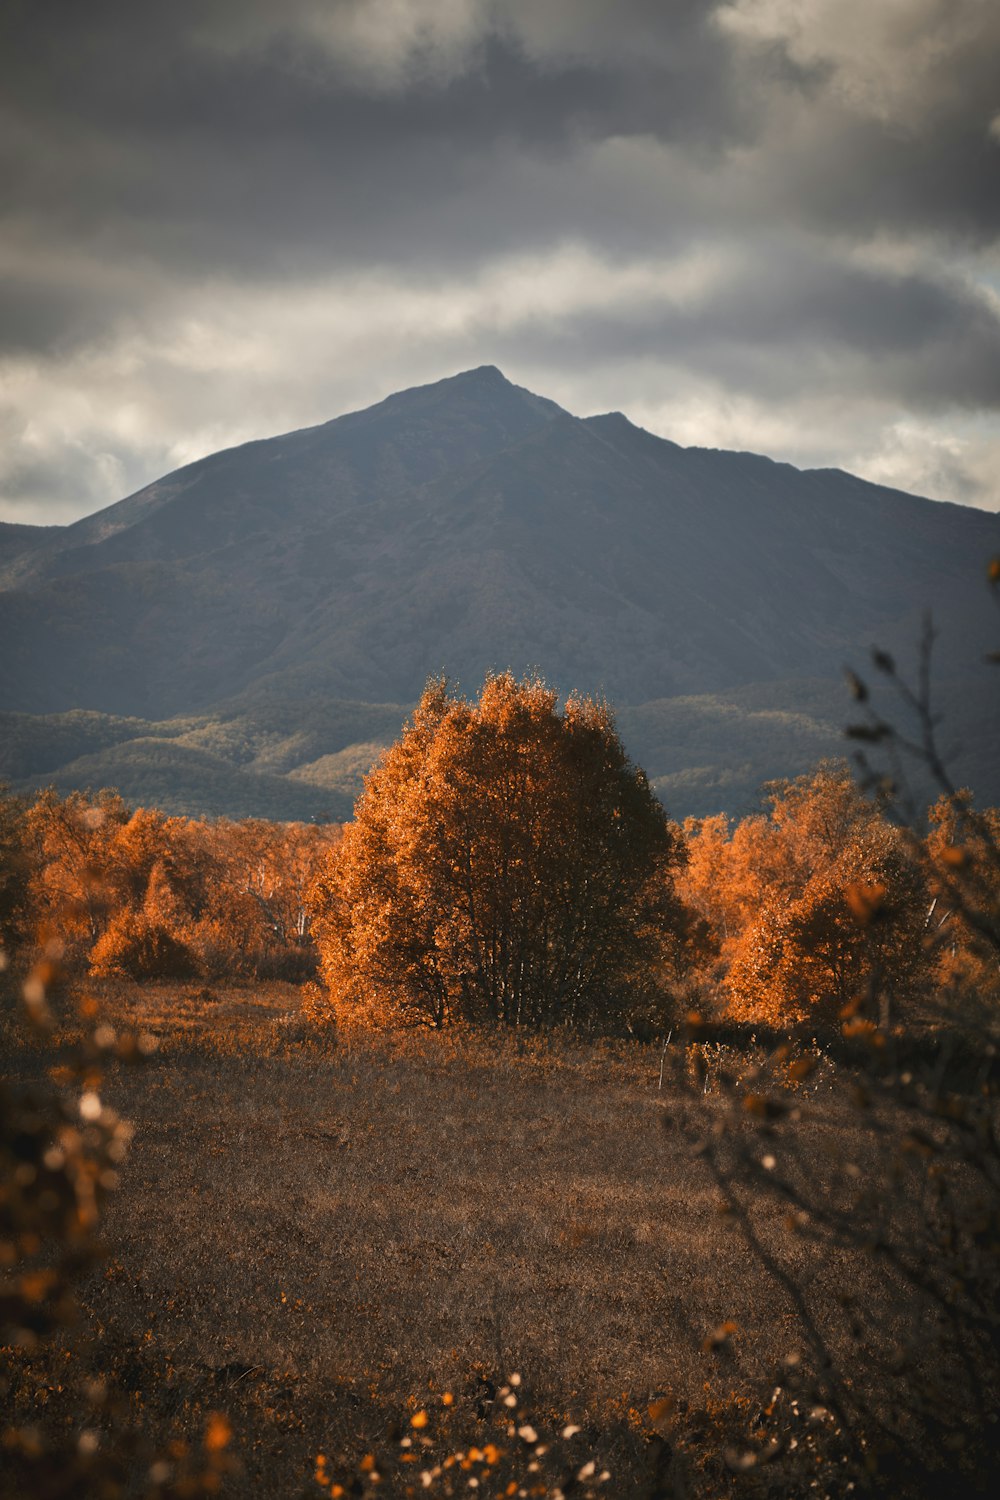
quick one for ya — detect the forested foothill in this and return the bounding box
[2,652,999,1499]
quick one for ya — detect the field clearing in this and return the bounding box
[5,983,911,1496]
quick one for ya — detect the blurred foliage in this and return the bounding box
[1,940,238,1497]
[312,1375,617,1500]
[675,969,1000,1494]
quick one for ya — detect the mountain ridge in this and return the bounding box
[2,366,998,818]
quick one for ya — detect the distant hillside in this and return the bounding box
[0,521,58,568]
[0,685,844,823]
[2,366,997,819]
[0,698,408,821]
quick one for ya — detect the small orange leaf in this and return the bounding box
[204,1413,232,1452]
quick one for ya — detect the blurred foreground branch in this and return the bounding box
[668,560,1000,1498]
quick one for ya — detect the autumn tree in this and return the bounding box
[23,788,134,950]
[170,817,339,978]
[13,788,340,982]
[678,810,786,987]
[687,763,930,1025]
[309,674,685,1029]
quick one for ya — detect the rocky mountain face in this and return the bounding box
[2,366,998,819]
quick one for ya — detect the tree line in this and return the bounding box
[679,764,1000,1028]
[0,786,341,983]
[2,674,996,1026]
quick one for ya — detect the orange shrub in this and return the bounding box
[89,909,200,981]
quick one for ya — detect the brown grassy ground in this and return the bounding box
[3,982,915,1497]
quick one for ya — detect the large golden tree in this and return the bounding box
[309,673,684,1028]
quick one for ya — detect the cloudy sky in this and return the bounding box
[2,0,1000,525]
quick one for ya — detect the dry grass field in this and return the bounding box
[4,978,926,1498]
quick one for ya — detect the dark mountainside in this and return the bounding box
[2,366,998,820]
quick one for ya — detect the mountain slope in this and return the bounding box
[2,366,998,817]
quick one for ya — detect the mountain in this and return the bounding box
[0,521,58,569]
[2,366,998,820]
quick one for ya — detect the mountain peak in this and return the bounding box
[335,364,562,430]
[391,363,536,405]
[337,364,568,442]
[452,364,508,384]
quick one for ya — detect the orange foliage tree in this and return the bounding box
[684,763,930,1025]
[17,787,340,981]
[310,674,685,1029]
[87,809,202,980]
[22,790,195,979]
[173,818,339,978]
[23,788,134,949]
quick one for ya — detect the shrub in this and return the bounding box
[89,909,200,981]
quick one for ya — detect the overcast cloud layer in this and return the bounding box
[2,0,1000,524]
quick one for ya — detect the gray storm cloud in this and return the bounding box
[1,0,999,522]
